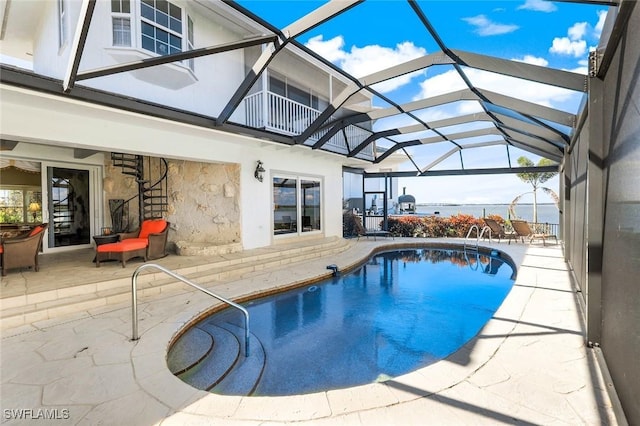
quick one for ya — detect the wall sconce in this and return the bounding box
[254,160,265,182]
[28,202,41,221]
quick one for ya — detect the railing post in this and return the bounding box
[130,263,250,356]
[131,268,140,341]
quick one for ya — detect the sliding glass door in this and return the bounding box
[47,167,92,248]
[273,175,322,236]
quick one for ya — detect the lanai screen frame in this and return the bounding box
[2,0,621,178]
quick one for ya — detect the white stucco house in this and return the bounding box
[0,0,395,254]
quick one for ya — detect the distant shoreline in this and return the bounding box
[416,203,556,206]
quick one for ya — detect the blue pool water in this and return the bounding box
[178,247,515,396]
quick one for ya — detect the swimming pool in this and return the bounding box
[168,246,515,396]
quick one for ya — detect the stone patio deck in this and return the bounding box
[0,237,620,425]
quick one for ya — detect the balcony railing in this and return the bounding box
[244,91,374,160]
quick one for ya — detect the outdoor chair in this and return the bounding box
[96,219,169,267]
[357,223,394,241]
[482,218,518,244]
[0,223,48,276]
[511,219,557,246]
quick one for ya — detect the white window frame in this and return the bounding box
[58,0,67,50]
[41,161,102,253]
[187,15,195,71]
[0,186,43,224]
[272,174,323,238]
[110,1,194,69]
[111,0,132,47]
[139,0,183,56]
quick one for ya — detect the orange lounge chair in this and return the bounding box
[96,219,169,267]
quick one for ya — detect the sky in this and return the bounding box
[239,0,609,204]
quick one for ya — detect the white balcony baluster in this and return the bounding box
[243,91,374,160]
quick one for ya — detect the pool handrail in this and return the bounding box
[464,224,492,250]
[130,263,250,357]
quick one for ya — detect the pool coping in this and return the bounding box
[132,240,541,422]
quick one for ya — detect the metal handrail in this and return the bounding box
[131,263,250,357]
[479,225,492,243]
[463,224,492,250]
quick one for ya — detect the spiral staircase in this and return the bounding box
[110,153,168,231]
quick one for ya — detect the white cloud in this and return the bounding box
[570,65,588,75]
[549,12,607,60]
[595,10,607,36]
[305,35,347,63]
[305,35,426,93]
[414,71,467,100]
[414,67,578,110]
[513,55,549,67]
[462,15,519,36]
[518,0,557,13]
[549,37,587,57]
[568,22,588,41]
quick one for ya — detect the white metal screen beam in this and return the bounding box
[451,49,588,93]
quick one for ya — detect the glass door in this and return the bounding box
[273,175,322,237]
[47,167,92,248]
[301,179,320,232]
[273,177,297,235]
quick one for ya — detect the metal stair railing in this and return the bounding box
[131,263,250,357]
[463,224,492,250]
[141,157,168,219]
[110,153,168,227]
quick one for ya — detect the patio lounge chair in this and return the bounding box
[511,219,557,246]
[0,223,48,276]
[482,218,518,244]
[96,219,169,267]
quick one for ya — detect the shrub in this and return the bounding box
[422,216,449,237]
[385,214,495,238]
[343,211,365,238]
[447,214,484,237]
[388,216,423,237]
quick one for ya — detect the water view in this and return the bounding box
[417,203,560,224]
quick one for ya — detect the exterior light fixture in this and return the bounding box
[254,160,265,182]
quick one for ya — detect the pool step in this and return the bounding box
[210,322,266,396]
[177,323,240,390]
[167,327,213,375]
[169,318,267,395]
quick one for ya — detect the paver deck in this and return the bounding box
[0,238,619,425]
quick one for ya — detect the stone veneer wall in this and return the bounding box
[103,156,241,254]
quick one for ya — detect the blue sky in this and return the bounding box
[240,0,608,204]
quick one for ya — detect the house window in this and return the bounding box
[111,0,132,46]
[268,74,325,110]
[273,176,321,236]
[110,0,196,73]
[140,0,182,56]
[112,18,132,46]
[0,188,42,224]
[58,0,67,48]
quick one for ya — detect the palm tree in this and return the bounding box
[510,156,559,223]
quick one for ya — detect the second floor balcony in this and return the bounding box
[243,91,374,161]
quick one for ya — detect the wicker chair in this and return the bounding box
[511,219,557,246]
[0,223,48,276]
[483,218,518,244]
[96,219,169,267]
